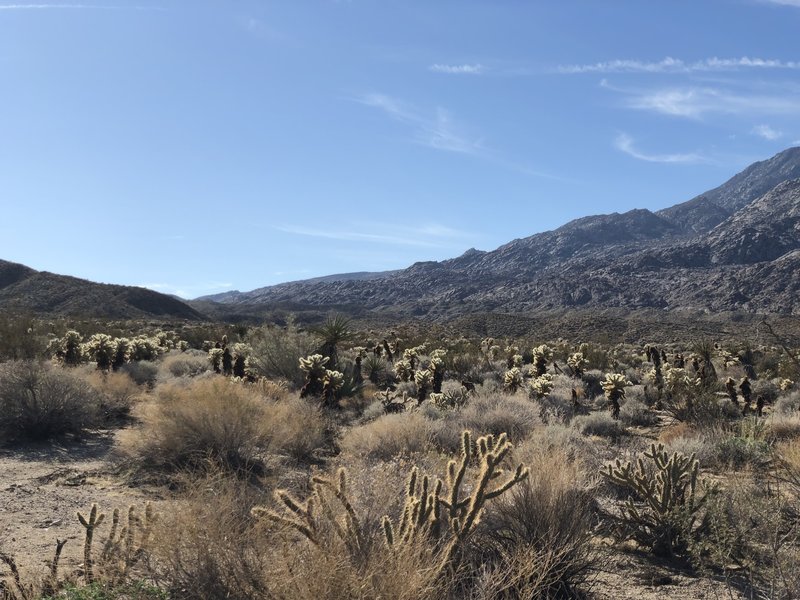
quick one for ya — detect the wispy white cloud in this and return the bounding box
[558,56,800,74]
[354,92,562,178]
[601,79,800,119]
[614,133,708,164]
[760,0,800,6]
[429,63,485,75]
[275,222,471,248]
[356,93,484,155]
[751,124,783,140]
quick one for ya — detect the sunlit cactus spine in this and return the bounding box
[394,358,413,382]
[503,367,523,393]
[83,333,117,371]
[567,351,588,378]
[299,353,329,399]
[602,373,631,420]
[414,368,432,404]
[529,373,554,400]
[112,337,131,370]
[322,369,344,408]
[531,344,552,376]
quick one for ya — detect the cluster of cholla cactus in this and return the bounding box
[602,443,710,556]
[48,330,175,370]
[602,373,631,420]
[529,373,554,400]
[381,431,528,573]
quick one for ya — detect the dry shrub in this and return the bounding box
[469,437,598,598]
[149,473,275,600]
[122,377,328,473]
[160,351,210,379]
[338,411,432,461]
[768,414,800,441]
[571,412,625,439]
[120,361,159,387]
[84,369,141,422]
[0,360,99,443]
[431,394,540,453]
[152,471,444,600]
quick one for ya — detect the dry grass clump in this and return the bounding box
[338,411,432,461]
[83,369,141,422]
[0,360,99,443]
[619,398,659,427]
[470,437,598,598]
[122,377,328,474]
[159,350,210,379]
[430,393,540,453]
[768,413,800,441]
[572,411,625,439]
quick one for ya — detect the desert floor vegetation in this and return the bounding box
[1,316,799,599]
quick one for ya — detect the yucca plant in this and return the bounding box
[312,315,353,370]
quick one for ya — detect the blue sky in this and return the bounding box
[1,0,799,298]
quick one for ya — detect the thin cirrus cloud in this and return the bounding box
[600,79,800,119]
[614,133,709,164]
[356,92,485,155]
[429,63,485,75]
[354,92,560,179]
[275,223,471,249]
[557,56,800,74]
[751,124,783,140]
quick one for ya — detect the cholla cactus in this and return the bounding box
[83,333,117,370]
[529,373,554,400]
[394,358,413,382]
[129,336,162,362]
[663,366,701,396]
[780,378,795,391]
[208,348,224,373]
[300,354,329,400]
[49,330,85,365]
[567,352,588,378]
[231,343,251,379]
[112,337,131,370]
[719,349,739,369]
[503,367,523,393]
[531,345,552,376]
[322,369,344,407]
[177,340,189,352]
[414,369,433,404]
[381,431,528,575]
[602,443,709,556]
[429,349,447,394]
[602,373,631,419]
[430,388,470,411]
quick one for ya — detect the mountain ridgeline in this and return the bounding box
[198,147,800,318]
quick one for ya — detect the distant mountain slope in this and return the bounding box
[657,146,800,233]
[200,147,800,319]
[0,260,205,320]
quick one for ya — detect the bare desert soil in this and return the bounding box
[0,431,165,582]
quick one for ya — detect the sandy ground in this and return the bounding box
[0,431,165,583]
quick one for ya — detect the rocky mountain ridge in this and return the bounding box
[198,147,800,318]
